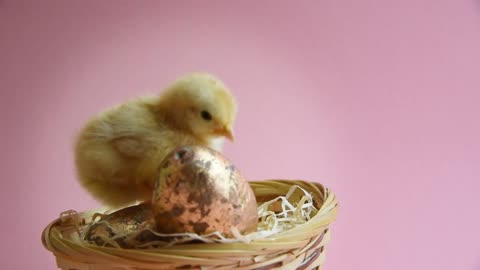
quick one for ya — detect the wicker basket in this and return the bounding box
[42,179,338,270]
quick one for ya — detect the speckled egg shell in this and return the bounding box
[84,203,157,248]
[152,145,258,237]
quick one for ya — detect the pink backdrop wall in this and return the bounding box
[1,1,479,269]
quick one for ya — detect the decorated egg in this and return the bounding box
[152,145,258,237]
[84,203,157,248]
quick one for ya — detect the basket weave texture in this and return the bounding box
[42,180,338,270]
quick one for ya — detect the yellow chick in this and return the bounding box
[74,73,237,207]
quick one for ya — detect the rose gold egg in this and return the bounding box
[152,145,258,237]
[84,203,157,248]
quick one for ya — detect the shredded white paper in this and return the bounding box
[72,185,317,248]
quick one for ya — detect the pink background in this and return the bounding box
[1,1,479,269]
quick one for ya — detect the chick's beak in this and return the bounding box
[214,126,235,142]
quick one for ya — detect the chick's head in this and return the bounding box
[157,73,237,141]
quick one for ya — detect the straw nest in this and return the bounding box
[42,179,338,270]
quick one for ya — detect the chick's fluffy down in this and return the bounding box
[74,73,237,207]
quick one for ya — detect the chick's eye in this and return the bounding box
[200,110,212,121]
